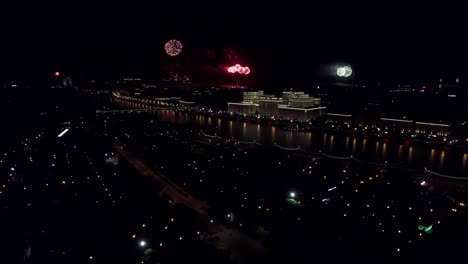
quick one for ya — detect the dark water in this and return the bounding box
[115,101,468,177]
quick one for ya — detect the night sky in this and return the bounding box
[0,1,466,85]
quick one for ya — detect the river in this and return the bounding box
[114,99,468,178]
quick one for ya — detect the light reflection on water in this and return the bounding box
[115,101,468,177]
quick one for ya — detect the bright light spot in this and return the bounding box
[336,66,352,77]
[289,192,296,198]
[227,64,251,75]
[132,234,136,238]
[420,180,427,186]
[139,240,146,247]
[89,256,93,260]
[58,128,69,138]
[55,71,60,77]
[337,67,346,77]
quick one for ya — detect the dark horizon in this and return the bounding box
[0,2,467,85]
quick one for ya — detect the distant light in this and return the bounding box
[420,180,427,186]
[336,66,352,77]
[289,192,296,198]
[139,240,146,247]
[55,71,60,77]
[57,128,69,138]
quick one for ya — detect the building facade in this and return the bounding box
[228,90,326,121]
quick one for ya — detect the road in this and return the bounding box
[113,142,225,233]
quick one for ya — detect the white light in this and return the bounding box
[337,67,346,77]
[337,66,352,77]
[57,128,69,138]
[343,66,352,77]
[139,240,146,247]
[289,192,296,198]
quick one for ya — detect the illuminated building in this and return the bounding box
[227,101,257,114]
[414,122,450,137]
[282,91,320,108]
[326,113,353,125]
[258,98,281,116]
[380,118,413,134]
[228,90,326,121]
[379,118,450,137]
[243,91,265,104]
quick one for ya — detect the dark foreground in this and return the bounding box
[1,90,468,263]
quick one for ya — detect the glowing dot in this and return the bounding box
[55,71,60,77]
[139,240,146,247]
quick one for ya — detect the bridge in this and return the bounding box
[96,107,167,114]
[113,142,224,233]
